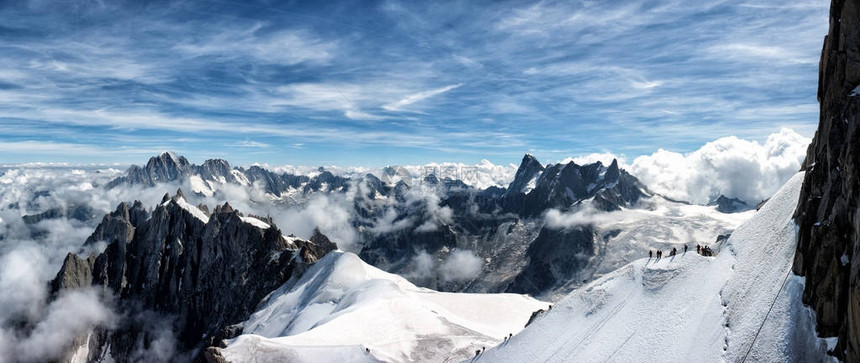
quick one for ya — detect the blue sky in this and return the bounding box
[0,0,828,166]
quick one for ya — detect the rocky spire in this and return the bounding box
[605,159,620,182]
[507,154,545,194]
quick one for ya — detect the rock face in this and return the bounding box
[708,195,751,213]
[503,157,647,216]
[106,152,193,188]
[792,0,860,360]
[50,190,337,361]
[506,154,545,194]
[506,225,595,295]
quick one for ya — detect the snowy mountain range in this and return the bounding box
[0,148,762,361]
[72,150,747,300]
[2,18,856,358]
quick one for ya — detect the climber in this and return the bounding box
[649,250,653,259]
[684,245,688,253]
[671,247,677,256]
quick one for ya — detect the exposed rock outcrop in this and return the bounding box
[506,154,545,195]
[793,0,860,360]
[51,190,337,361]
[506,225,595,295]
[708,195,751,214]
[106,152,193,188]
[503,156,648,216]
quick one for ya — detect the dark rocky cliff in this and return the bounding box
[793,0,860,360]
[502,156,648,216]
[51,190,337,361]
[506,225,595,295]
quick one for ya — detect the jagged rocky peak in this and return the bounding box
[792,0,860,360]
[50,191,338,361]
[605,158,620,182]
[508,153,546,193]
[504,155,646,215]
[107,151,194,188]
[173,187,186,200]
[708,195,751,213]
[215,201,234,214]
[143,151,192,182]
[200,158,233,181]
[150,150,190,169]
[304,169,349,192]
[310,227,339,251]
[300,227,340,263]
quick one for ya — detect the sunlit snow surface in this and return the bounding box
[221,251,549,362]
[240,216,270,229]
[534,196,754,300]
[480,173,835,363]
[163,195,210,223]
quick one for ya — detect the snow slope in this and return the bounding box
[240,216,270,229]
[522,196,753,300]
[221,251,548,362]
[479,173,834,362]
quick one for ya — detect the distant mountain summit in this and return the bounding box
[708,195,751,213]
[106,152,353,198]
[506,154,544,194]
[502,156,648,216]
[106,151,194,188]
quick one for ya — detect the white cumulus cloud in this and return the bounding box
[629,128,809,204]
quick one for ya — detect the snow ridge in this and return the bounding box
[222,251,548,362]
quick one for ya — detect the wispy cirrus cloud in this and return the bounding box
[383,83,462,112]
[0,0,828,165]
[232,140,271,148]
[172,25,337,65]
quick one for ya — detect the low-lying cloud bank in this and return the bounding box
[406,249,484,284]
[629,128,808,205]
